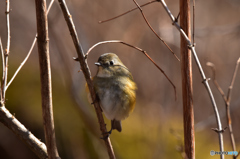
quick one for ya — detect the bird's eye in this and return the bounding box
[109,60,114,65]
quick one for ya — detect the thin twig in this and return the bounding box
[99,0,180,61]
[35,0,60,158]
[158,0,224,158]
[132,0,180,61]
[57,0,116,158]
[0,38,4,80]
[2,0,11,101]
[0,106,48,159]
[99,0,158,23]
[193,0,195,45]
[6,0,54,91]
[206,62,227,101]
[207,58,240,159]
[84,40,176,100]
[0,38,4,102]
[226,58,240,158]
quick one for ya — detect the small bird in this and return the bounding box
[91,53,137,134]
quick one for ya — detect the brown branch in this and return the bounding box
[99,0,158,23]
[57,0,115,158]
[35,0,60,158]
[0,106,48,159]
[99,0,180,61]
[6,0,54,91]
[207,59,240,159]
[84,40,176,100]
[180,0,195,158]
[132,0,180,61]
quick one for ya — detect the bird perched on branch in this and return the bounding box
[91,53,137,135]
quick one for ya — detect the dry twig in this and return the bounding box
[99,0,158,23]
[99,0,180,61]
[84,40,176,100]
[6,0,54,91]
[132,0,180,61]
[207,58,240,159]
[0,38,4,101]
[57,0,115,158]
[2,0,11,101]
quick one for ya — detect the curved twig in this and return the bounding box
[84,40,176,100]
[132,0,180,61]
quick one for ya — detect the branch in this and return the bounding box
[179,0,195,158]
[99,0,158,23]
[57,0,115,158]
[99,0,180,61]
[0,37,4,101]
[2,0,11,101]
[6,0,54,91]
[0,106,48,159]
[206,62,227,101]
[159,0,224,158]
[207,58,240,158]
[35,0,60,158]
[132,0,179,61]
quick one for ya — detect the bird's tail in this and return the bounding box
[111,119,122,132]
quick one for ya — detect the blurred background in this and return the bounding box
[0,0,240,158]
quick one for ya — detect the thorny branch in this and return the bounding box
[57,0,116,158]
[84,40,176,100]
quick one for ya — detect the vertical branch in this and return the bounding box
[0,38,4,102]
[180,0,195,159]
[226,58,240,158]
[192,0,195,45]
[6,0,54,91]
[2,0,11,101]
[35,0,60,158]
[57,0,115,158]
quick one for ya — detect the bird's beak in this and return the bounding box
[95,62,101,66]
